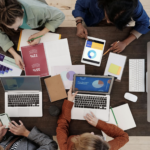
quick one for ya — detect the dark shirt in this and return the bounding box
[72,0,150,34]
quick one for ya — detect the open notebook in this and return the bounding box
[17,29,61,51]
[108,103,136,131]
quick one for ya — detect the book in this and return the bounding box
[104,52,127,82]
[21,39,72,77]
[44,75,67,102]
[0,53,22,76]
[21,43,49,77]
[108,104,136,131]
[17,29,61,51]
[51,65,85,89]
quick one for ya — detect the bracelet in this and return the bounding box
[76,22,82,26]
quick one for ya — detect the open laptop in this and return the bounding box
[1,76,42,117]
[71,74,114,122]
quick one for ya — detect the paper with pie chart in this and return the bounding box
[51,65,85,89]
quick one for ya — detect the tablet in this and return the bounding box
[81,36,106,66]
[0,113,10,128]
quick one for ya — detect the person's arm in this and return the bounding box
[0,122,7,142]
[96,120,129,150]
[8,120,58,150]
[8,47,24,70]
[56,100,74,150]
[84,112,129,150]
[110,0,150,53]
[28,5,65,45]
[56,87,78,150]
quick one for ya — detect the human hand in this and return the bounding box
[109,41,127,53]
[68,87,78,102]
[14,53,25,70]
[27,32,42,46]
[84,111,98,127]
[9,121,30,137]
[0,122,7,141]
[76,24,88,39]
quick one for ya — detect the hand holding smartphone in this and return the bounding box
[0,113,11,128]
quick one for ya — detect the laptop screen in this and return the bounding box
[1,76,42,91]
[75,76,112,93]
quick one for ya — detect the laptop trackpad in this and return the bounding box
[84,109,97,117]
[18,108,29,116]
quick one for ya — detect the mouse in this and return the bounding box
[124,92,138,102]
[49,106,61,116]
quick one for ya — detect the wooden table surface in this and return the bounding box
[0,27,149,136]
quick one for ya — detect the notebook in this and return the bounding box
[108,103,136,131]
[44,75,67,102]
[104,52,127,81]
[51,65,85,89]
[21,39,72,77]
[0,53,22,76]
[17,29,61,51]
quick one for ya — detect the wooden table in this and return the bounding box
[0,27,149,136]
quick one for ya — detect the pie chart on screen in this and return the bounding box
[61,71,76,81]
[92,80,104,88]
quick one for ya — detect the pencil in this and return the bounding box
[28,35,43,42]
[110,107,118,127]
[103,41,119,56]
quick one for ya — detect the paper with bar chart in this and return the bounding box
[51,65,85,89]
[0,53,22,76]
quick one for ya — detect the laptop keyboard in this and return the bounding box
[74,95,107,109]
[8,94,39,107]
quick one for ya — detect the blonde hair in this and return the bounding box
[71,133,110,150]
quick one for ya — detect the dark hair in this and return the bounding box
[0,0,23,35]
[98,0,138,30]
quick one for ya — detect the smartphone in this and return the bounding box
[0,113,11,128]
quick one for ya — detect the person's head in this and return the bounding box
[98,0,138,30]
[71,132,110,150]
[0,0,24,35]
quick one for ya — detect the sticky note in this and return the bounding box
[91,42,104,50]
[108,64,122,75]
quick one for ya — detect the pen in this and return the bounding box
[110,106,118,127]
[28,35,43,42]
[103,41,119,56]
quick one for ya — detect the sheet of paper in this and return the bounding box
[108,104,136,131]
[0,54,22,76]
[18,29,61,51]
[51,65,85,89]
[44,39,72,75]
[104,52,127,81]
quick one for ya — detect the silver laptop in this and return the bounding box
[71,74,114,122]
[1,76,42,117]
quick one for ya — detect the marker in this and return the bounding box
[103,41,119,56]
[28,35,43,42]
[110,106,118,127]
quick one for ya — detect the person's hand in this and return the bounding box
[27,32,42,46]
[0,122,7,141]
[14,53,25,70]
[68,87,78,102]
[84,111,98,127]
[8,121,30,137]
[109,41,127,53]
[76,23,88,39]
